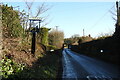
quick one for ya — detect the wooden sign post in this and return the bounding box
[29,17,41,54]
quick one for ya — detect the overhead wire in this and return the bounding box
[87,3,115,33]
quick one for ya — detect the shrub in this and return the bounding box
[2,4,24,38]
[38,27,50,46]
[0,55,25,78]
[48,29,64,49]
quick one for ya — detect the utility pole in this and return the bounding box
[83,29,85,36]
[55,26,59,31]
[116,1,119,24]
[115,1,120,37]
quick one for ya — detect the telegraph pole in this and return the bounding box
[115,1,120,37]
[83,29,85,36]
[116,1,119,24]
[55,26,59,31]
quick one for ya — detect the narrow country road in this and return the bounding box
[62,48,120,80]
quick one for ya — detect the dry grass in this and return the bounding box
[2,37,45,67]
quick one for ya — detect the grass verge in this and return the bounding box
[2,49,63,80]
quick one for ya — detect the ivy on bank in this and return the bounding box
[0,56,25,78]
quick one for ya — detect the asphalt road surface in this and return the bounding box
[62,49,120,80]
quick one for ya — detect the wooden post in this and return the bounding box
[31,30,36,54]
[29,18,41,55]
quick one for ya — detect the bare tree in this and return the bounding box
[110,10,117,21]
[35,2,51,17]
[24,0,51,42]
[24,0,51,25]
[24,0,34,17]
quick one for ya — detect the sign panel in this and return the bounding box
[29,17,41,21]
